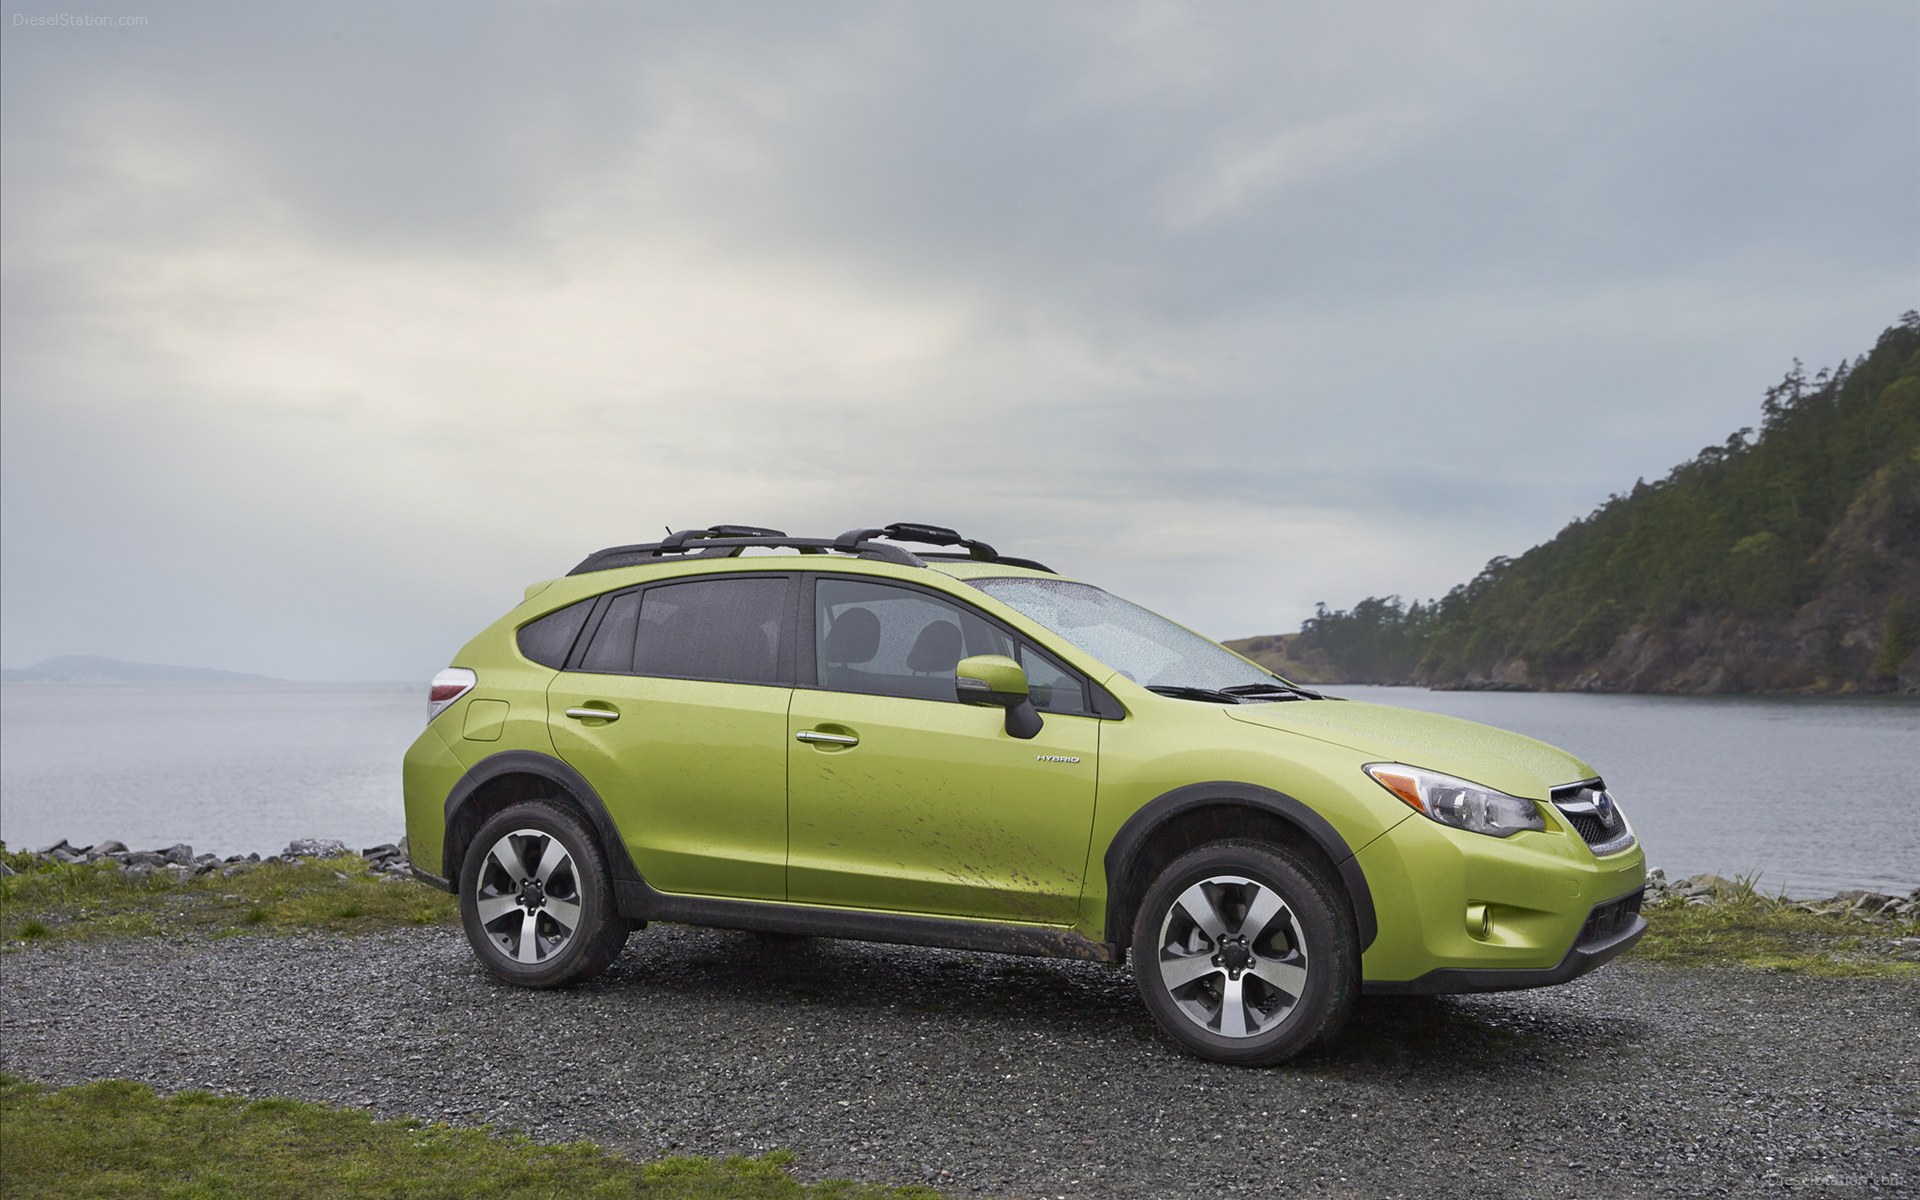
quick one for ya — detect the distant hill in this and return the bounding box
[1256,314,1920,695]
[0,655,285,685]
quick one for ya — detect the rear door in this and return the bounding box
[548,573,794,901]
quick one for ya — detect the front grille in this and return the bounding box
[1550,780,1636,856]
[1578,889,1644,947]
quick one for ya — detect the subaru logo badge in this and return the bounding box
[1592,790,1615,823]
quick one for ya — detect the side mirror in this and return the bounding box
[954,654,1044,740]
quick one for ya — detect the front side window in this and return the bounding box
[1019,645,1090,716]
[814,579,1014,701]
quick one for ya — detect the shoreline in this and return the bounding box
[9,837,1919,924]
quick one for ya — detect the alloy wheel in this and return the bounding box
[472,828,583,965]
[1155,873,1310,1038]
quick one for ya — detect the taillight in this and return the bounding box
[428,667,477,722]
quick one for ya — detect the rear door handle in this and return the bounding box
[565,706,620,722]
[795,730,858,746]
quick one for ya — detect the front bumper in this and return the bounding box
[1363,888,1646,994]
[1354,799,1647,990]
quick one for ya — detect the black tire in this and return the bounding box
[458,799,628,989]
[1130,839,1357,1066]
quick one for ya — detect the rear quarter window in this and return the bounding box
[517,600,593,668]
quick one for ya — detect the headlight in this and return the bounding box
[1364,764,1545,838]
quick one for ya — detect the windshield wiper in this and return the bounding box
[1220,682,1325,701]
[1145,684,1245,704]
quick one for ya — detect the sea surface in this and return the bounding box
[1,682,1915,896]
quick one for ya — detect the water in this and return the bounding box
[1321,686,1919,896]
[2,683,1915,896]
[0,684,420,859]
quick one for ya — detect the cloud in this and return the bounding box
[3,1,1915,678]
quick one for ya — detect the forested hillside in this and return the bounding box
[1234,314,1920,694]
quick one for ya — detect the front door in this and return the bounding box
[786,576,1100,924]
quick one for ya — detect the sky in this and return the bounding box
[2,2,1916,683]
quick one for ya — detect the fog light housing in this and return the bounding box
[1466,902,1491,940]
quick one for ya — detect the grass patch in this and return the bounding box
[0,846,456,948]
[0,1074,939,1200]
[1639,893,1920,978]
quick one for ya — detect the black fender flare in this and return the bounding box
[1104,781,1378,951]
[442,750,643,887]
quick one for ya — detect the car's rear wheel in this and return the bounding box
[458,800,627,988]
[1131,839,1356,1065]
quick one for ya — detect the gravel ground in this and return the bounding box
[3,925,1915,1199]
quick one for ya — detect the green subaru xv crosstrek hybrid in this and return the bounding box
[403,523,1646,1065]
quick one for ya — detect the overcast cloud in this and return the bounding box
[3,1,1915,681]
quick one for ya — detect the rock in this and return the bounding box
[283,839,348,859]
[1675,873,1741,900]
[221,863,255,878]
[160,844,195,866]
[164,863,194,882]
[123,864,155,880]
[0,861,14,878]
[360,843,399,859]
[91,840,127,858]
[1831,890,1897,915]
[36,839,72,856]
[122,851,166,869]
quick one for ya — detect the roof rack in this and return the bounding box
[566,522,1053,577]
[837,523,1055,573]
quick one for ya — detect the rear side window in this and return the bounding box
[517,600,593,668]
[633,577,786,684]
[579,592,642,674]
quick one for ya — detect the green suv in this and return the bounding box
[403,523,1646,1065]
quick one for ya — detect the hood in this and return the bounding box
[1224,700,1597,800]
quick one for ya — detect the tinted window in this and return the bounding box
[633,577,785,684]
[579,592,641,674]
[815,579,1014,701]
[517,600,592,668]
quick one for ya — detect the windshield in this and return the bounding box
[968,576,1286,694]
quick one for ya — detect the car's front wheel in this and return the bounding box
[1131,839,1357,1065]
[458,799,627,988]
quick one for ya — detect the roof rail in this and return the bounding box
[837,522,1055,573]
[566,522,1052,577]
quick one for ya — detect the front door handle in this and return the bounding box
[565,706,620,722]
[795,730,858,746]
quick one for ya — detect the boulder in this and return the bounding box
[1674,873,1741,900]
[1830,889,1897,915]
[160,844,195,866]
[283,839,348,859]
